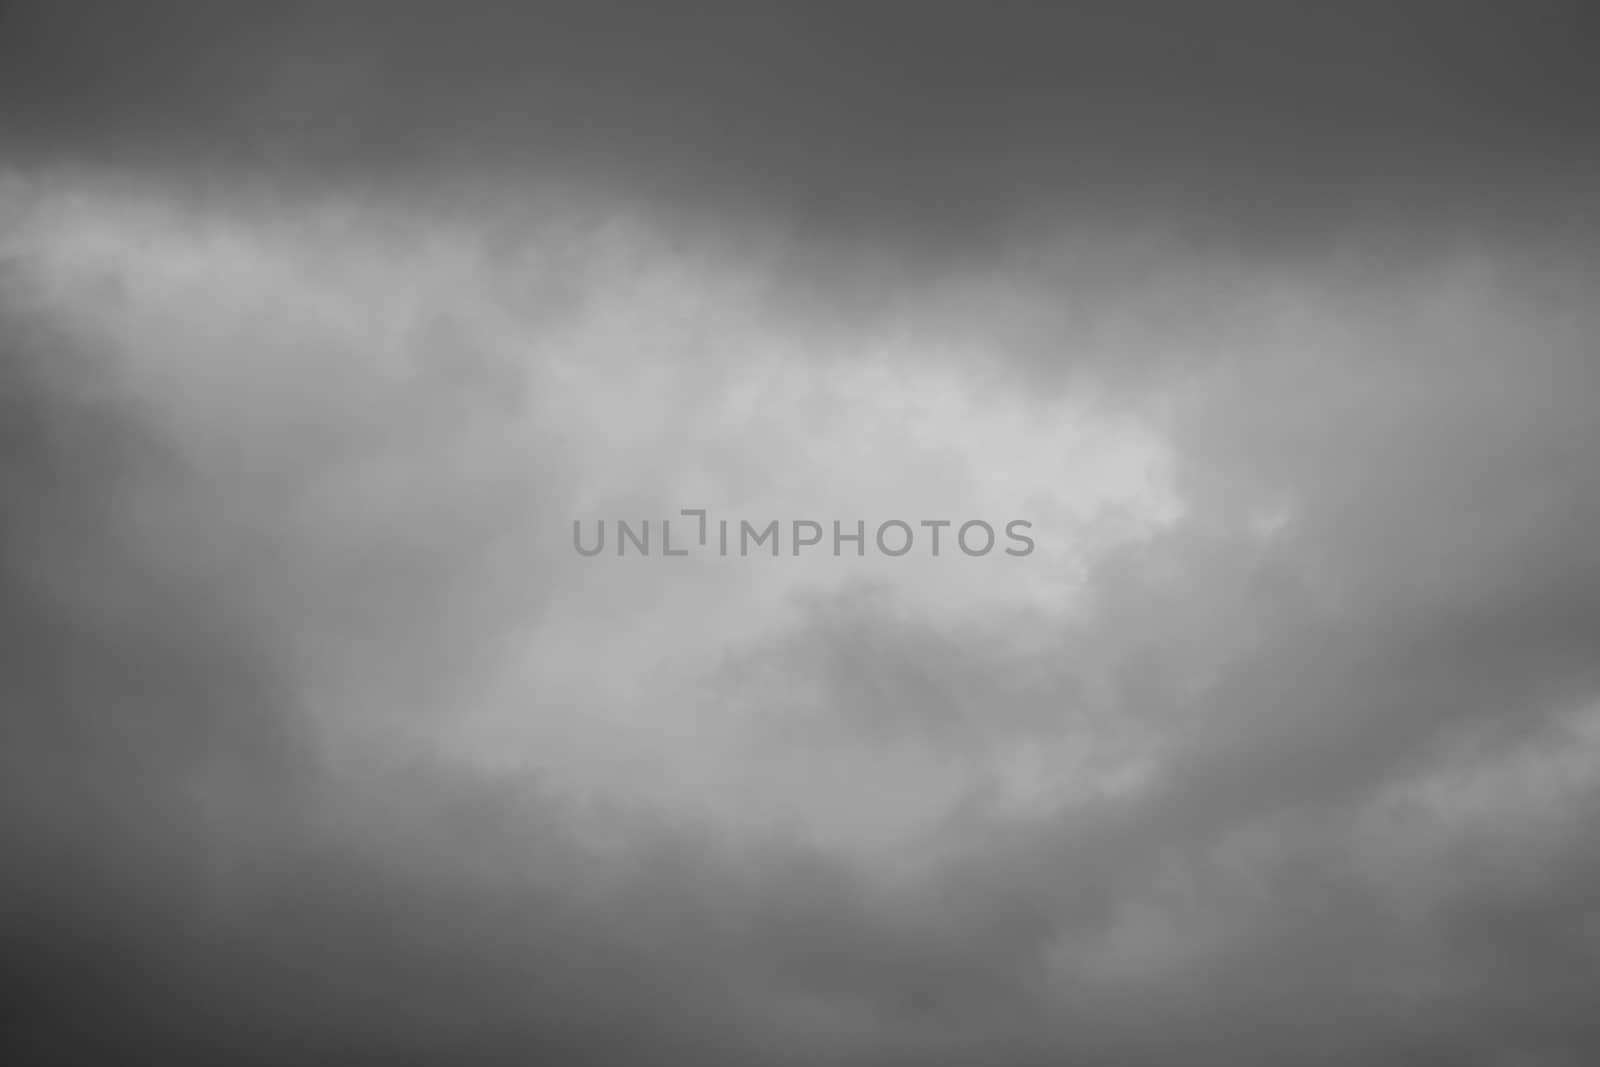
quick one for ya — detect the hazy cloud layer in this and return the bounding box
[3,5,1600,1065]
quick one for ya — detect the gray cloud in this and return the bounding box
[3,1,1597,254]
[3,8,1600,1065]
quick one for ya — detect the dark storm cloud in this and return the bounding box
[3,0,1597,252]
[5,4,1600,1065]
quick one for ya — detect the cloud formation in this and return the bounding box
[3,6,1599,1065]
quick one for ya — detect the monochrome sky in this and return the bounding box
[3,3,1599,1064]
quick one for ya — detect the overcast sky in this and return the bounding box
[3,3,1600,1064]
